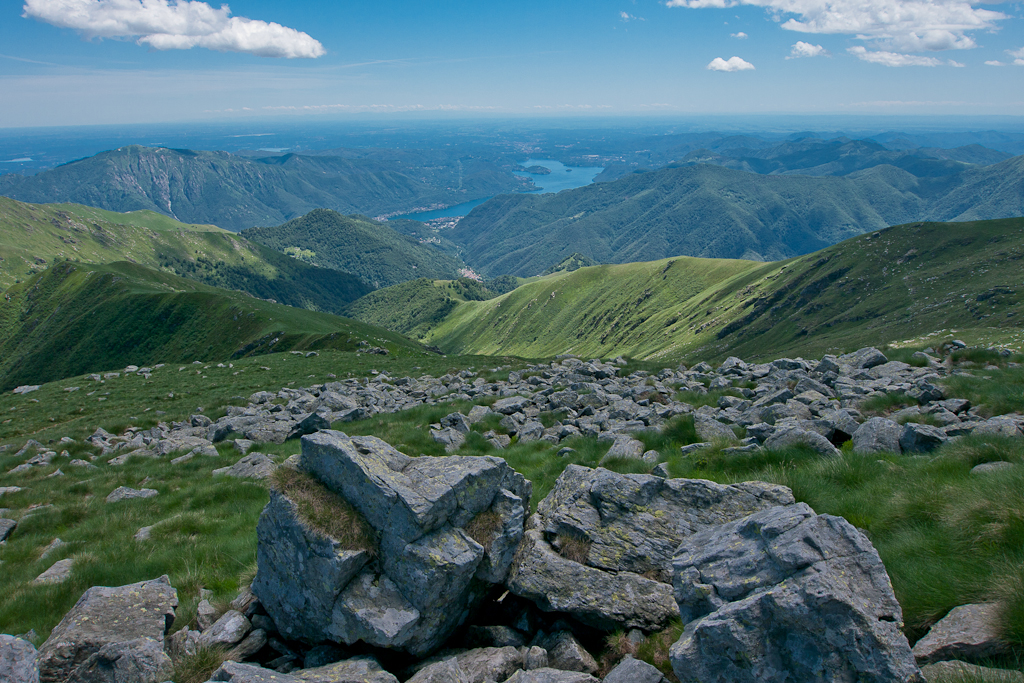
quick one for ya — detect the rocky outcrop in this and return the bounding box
[670,503,923,683]
[507,466,792,631]
[0,635,38,683]
[254,431,531,657]
[37,576,177,683]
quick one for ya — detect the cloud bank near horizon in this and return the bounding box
[22,0,325,58]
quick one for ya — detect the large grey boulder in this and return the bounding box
[670,503,923,683]
[0,634,38,683]
[38,576,177,683]
[508,466,792,631]
[254,431,530,657]
[911,603,1008,665]
[503,670,598,683]
[603,657,667,683]
[764,426,841,457]
[294,655,398,683]
[900,423,948,454]
[65,637,171,683]
[852,417,903,454]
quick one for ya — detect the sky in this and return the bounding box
[0,0,1023,127]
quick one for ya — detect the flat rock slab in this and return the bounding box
[971,461,1016,474]
[0,634,39,683]
[213,453,277,480]
[294,655,398,683]
[603,657,667,683]
[38,576,177,683]
[105,487,158,504]
[208,661,301,682]
[504,670,599,683]
[65,637,171,683]
[912,603,1008,664]
[33,559,74,585]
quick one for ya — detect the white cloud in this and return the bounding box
[620,11,644,21]
[1010,47,1024,66]
[666,0,1006,54]
[731,31,748,38]
[847,46,942,66]
[22,0,325,58]
[707,56,755,71]
[787,41,828,58]
[985,60,1006,66]
[948,59,965,66]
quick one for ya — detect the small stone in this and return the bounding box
[971,461,1016,474]
[912,603,1008,664]
[134,526,153,542]
[106,487,158,503]
[200,610,251,647]
[0,518,16,542]
[34,558,74,585]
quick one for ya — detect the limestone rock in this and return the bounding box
[670,503,922,683]
[38,576,177,683]
[254,431,530,657]
[911,603,1008,665]
[503,670,598,683]
[294,655,398,683]
[764,426,841,457]
[65,637,171,683]
[603,657,666,683]
[213,453,276,480]
[34,559,74,585]
[0,634,39,683]
[105,487,158,504]
[852,417,903,454]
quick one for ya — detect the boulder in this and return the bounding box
[34,559,74,585]
[441,413,472,434]
[503,670,598,683]
[213,453,277,480]
[693,415,735,442]
[406,657,471,683]
[208,661,300,682]
[841,347,888,369]
[911,603,1008,665]
[199,610,250,647]
[105,487,158,504]
[38,576,177,683]
[603,657,666,683]
[764,427,841,457]
[543,632,597,675]
[0,634,38,683]
[65,637,171,683]
[670,503,922,683]
[971,461,1016,475]
[431,427,466,453]
[602,436,645,461]
[293,655,398,683]
[899,423,948,454]
[974,417,1022,438]
[0,518,17,542]
[493,397,530,415]
[467,406,492,424]
[254,431,530,657]
[852,417,903,454]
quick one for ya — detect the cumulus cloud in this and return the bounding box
[787,41,828,58]
[731,31,748,38]
[666,0,1006,58]
[847,46,942,66]
[985,60,1006,66]
[620,11,644,21]
[1010,47,1024,66]
[22,0,325,58]
[948,59,965,66]
[707,56,755,71]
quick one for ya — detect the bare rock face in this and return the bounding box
[37,576,177,683]
[507,465,793,632]
[0,635,39,683]
[669,503,923,683]
[911,603,1009,665]
[253,430,531,658]
[65,637,172,683]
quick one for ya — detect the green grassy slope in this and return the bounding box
[0,197,371,312]
[451,156,1024,277]
[344,277,501,338]
[418,218,1024,362]
[0,145,533,231]
[241,209,465,289]
[0,261,426,390]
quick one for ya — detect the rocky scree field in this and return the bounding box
[1,342,1024,681]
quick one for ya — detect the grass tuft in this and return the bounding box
[464,510,503,550]
[171,644,228,683]
[556,533,592,564]
[270,468,376,554]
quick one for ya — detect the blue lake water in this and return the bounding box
[393,158,603,221]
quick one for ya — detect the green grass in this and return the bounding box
[0,197,370,313]
[391,218,1024,365]
[271,468,376,553]
[945,366,1024,417]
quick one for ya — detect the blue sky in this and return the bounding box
[1,0,1022,127]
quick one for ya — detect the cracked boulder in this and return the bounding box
[253,430,530,657]
[506,466,792,631]
[669,503,923,683]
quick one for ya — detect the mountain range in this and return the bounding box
[450,155,1024,277]
[0,145,534,231]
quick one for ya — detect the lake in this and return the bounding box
[393,158,603,221]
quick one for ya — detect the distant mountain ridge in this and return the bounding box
[0,145,533,232]
[450,155,1024,277]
